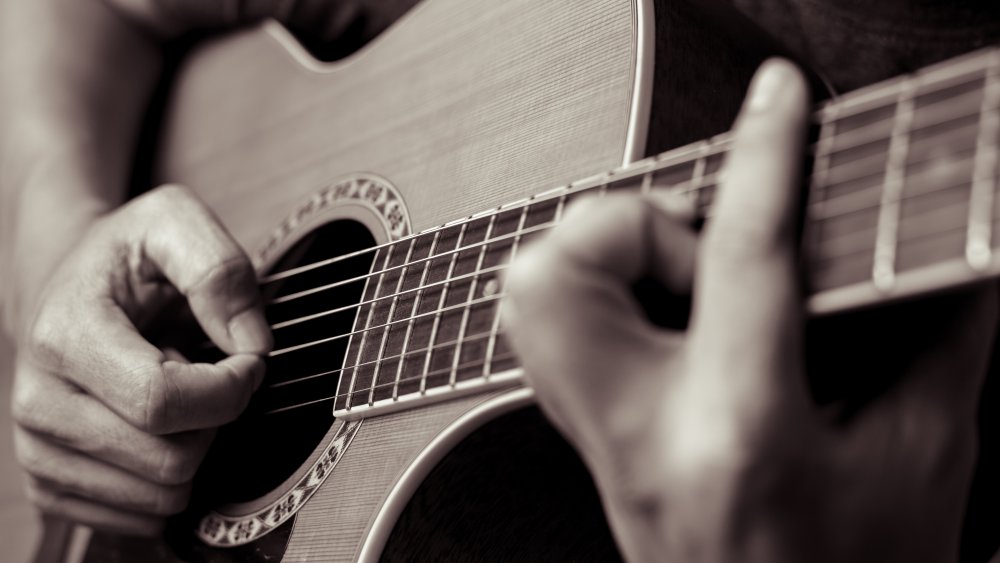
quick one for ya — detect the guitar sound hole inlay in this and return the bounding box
[192,220,376,504]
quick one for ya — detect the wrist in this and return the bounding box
[2,161,117,338]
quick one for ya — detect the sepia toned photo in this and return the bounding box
[1,1,998,561]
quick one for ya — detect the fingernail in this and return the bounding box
[229,309,273,354]
[747,59,789,112]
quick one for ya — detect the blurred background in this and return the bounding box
[1,330,41,563]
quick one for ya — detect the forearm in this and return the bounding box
[0,0,161,333]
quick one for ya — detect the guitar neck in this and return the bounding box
[317,46,1000,420]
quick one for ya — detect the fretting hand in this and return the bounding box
[502,60,997,562]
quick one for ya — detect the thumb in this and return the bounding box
[121,184,272,355]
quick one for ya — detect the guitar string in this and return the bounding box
[267,328,500,391]
[268,221,550,308]
[270,263,509,332]
[259,154,982,337]
[820,86,984,154]
[258,102,981,299]
[253,187,972,364]
[259,91,991,313]
[239,167,982,363]
[256,64,992,285]
[269,291,506,357]
[258,195,981,413]
[257,198,981,413]
[263,351,520,415]
[250,61,998,416]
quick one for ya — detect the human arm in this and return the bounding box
[0,0,358,535]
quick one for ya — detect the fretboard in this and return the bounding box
[278,46,999,420]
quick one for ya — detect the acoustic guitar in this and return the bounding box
[21,0,1000,561]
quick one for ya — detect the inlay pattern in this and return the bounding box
[196,419,363,547]
[254,174,410,267]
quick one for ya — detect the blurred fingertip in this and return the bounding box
[228,308,273,355]
[644,192,697,225]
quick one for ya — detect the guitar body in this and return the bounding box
[70,0,784,561]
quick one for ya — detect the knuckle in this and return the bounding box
[10,378,43,429]
[185,255,256,298]
[23,310,66,373]
[141,184,193,209]
[13,430,53,479]
[128,185,199,227]
[15,442,44,475]
[156,447,201,485]
[24,480,62,513]
[154,483,192,515]
[124,366,176,434]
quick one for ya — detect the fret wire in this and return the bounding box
[256,50,995,291]
[966,52,1000,270]
[640,170,653,195]
[266,350,519,416]
[393,230,439,401]
[807,103,840,264]
[357,329,504,393]
[484,204,530,378]
[258,146,985,348]
[817,193,972,264]
[816,82,985,165]
[270,206,583,307]
[367,237,417,406]
[818,50,990,123]
[420,223,467,394]
[553,191,569,221]
[691,142,710,191]
[270,223,560,330]
[282,327,505,395]
[872,79,916,291]
[260,49,992,418]
[343,247,393,411]
[270,262,512,336]
[809,141,981,222]
[271,174,974,376]
[349,352,519,407]
[268,293,507,396]
[813,104,993,190]
[816,180,974,261]
[266,98,989,313]
[448,214,497,387]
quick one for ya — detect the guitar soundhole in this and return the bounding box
[192,220,376,504]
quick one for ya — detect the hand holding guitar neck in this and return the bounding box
[503,60,997,563]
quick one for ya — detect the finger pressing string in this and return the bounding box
[689,58,811,417]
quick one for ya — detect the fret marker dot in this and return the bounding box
[482,278,500,297]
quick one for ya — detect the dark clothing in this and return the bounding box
[731,0,1000,91]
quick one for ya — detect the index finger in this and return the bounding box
[688,59,810,394]
[28,277,264,435]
